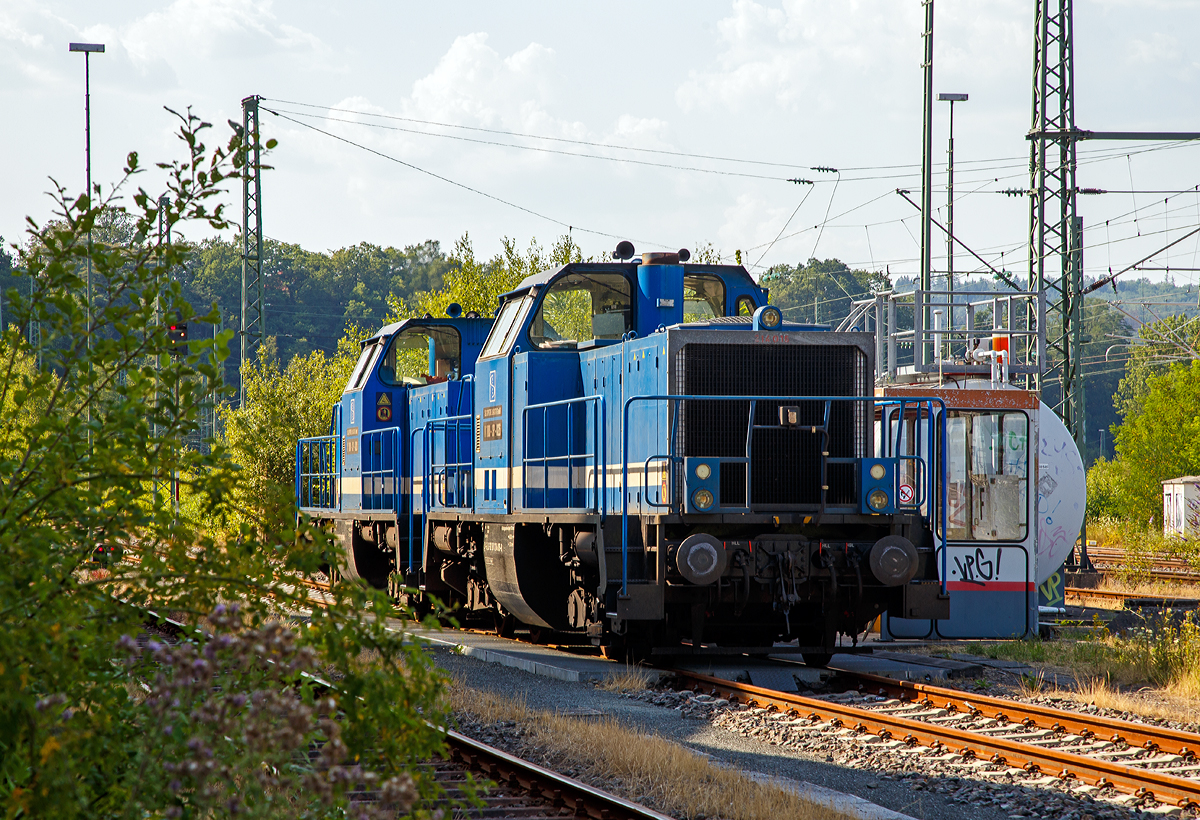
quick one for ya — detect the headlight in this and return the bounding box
[695,463,712,480]
[758,306,782,328]
[869,463,886,480]
[692,489,715,510]
[868,488,890,511]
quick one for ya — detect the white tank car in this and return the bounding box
[1036,401,1086,584]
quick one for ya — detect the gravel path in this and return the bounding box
[433,645,1160,820]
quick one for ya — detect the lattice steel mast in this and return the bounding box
[240,94,264,409]
[1027,0,1084,441]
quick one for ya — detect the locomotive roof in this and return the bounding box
[502,261,761,300]
[365,315,492,345]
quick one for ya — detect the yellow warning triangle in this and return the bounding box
[378,393,392,406]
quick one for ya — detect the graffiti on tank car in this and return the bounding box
[1039,570,1064,608]
[951,547,1004,586]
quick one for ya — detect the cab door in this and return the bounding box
[475,356,511,513]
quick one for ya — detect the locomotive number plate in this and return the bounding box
[481,404,503,441]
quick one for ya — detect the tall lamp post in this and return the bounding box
[68,42,104,355]
[69,41,103,448]
[938,92,967,300]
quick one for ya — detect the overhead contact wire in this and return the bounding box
[267,106,792,182]
[262,106,663,248]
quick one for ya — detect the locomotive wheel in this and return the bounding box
[802,652,833,669]
[601,626,656,665]
[494,613,516,639]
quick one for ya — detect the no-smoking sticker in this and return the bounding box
[898,483,915,504]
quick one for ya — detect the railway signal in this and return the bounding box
[167,313,188,355]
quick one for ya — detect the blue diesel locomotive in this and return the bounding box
[297,248,948,662]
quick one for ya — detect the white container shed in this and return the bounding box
[1162,476,1200,537]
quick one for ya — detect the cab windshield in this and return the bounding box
[379,325,462,386]
[530,272,632,350]
[479,296,532,359]
[343,342,381,394]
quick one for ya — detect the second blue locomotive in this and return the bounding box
[297,248,947,661]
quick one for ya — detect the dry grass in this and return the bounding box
[445,683,855,820]
[1068,576,1200,601]
[1064,677,1200,724]
[596,663,655,693]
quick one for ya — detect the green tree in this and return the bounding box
[1095,358,1200,523]
[220,328,366,525]
[390,232,586,319]
[0,109,448,818]
[1037,298,1131,465]
[179,235,452,374]
[759,258,889,326]
[1115,313,1200,422]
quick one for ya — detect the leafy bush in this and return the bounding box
[219,329,366,528]
[1085,458,1124,520]
[0,109,447,819]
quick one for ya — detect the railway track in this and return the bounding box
[1082,546,1200,586]
[440,728,672,820]
[1066,586,1199,607]
[670,668,1200,810]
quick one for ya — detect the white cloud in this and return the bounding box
[407,33,563,133]
[0,14,45,49]
[676,0,1030,116]
[1127,32,1180,64]
[676,0,920,114]
[119,0,322,68]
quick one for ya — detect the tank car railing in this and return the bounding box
[360,427,403,512]
[840,288,1046,382]
[620,395,948,596]
[425,414,474,510]
[521,395,607,514]
[296,435,338,512]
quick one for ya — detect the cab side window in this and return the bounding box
[942,411,1029,541]
[737,296,757,316]
[683,274,726,321]
[530,272,632,350]
[379,325,462,386]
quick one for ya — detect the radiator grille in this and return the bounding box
[675,342,868,508]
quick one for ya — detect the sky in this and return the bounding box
[3,0,1200,286]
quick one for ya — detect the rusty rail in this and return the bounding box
[444,729,674,820]
[841,670,1200,759]
[671,669,1200,809]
